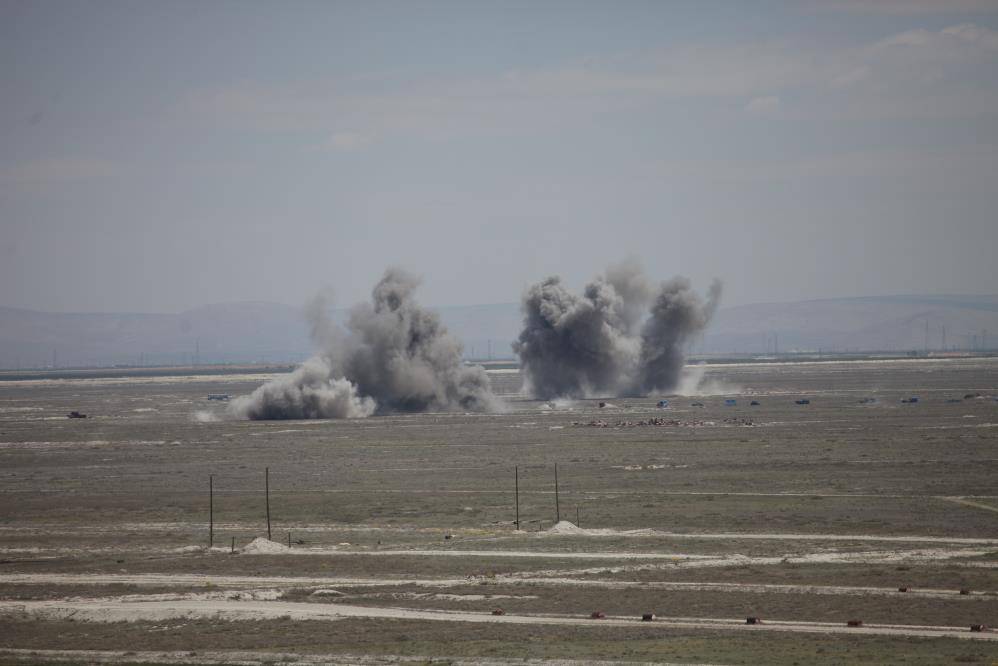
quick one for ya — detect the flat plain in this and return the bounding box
[1,357,997,665]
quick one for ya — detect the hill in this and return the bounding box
[1,294,996,368]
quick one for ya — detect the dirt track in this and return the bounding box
[2,572,992,600]
[2,598,995,641]
[2,649,698,666]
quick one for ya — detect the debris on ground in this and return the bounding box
[572,417,752,428]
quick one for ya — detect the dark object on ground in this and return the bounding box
[444,534,452,540]
[691,402,705,407]
[898,586,909,592]
[960,588,971,595]
[67,411,87,419]
[641,613,655,622]
[750,400,760,406]
[901,397,919,403]
[590,611,606,619]
[859,397,876,404]
[795,399,810,405]
[970,624,987,632]
[847,619,863,627]
[945,398,962,403]
[491,608,505,616]
[598,401,606,408]
[746,617,762,625]
[657,400,668,408]
[207,394,230,401]
[964,393,979,399]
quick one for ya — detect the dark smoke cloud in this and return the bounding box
[514,262,721,400]
[635,277,722,394]
[232,268,500,419]
[339,268,500,413]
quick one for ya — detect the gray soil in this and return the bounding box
[1,357,997,664]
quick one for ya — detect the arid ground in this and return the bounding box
[1,357,996,665]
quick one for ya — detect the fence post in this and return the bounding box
[515,466,520,530]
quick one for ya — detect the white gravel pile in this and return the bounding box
[242,537,290,554]
[547,521,583,534]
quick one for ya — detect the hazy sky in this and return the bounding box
[2,0,997,313]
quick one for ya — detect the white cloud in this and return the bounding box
[324,131,372,151]
[745,95,782,116]
[173,23,998,141]
[831,65,872,88]
[818,0,998,15]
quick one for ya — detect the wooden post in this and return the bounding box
[265,467,271,541]
[577,505,581,528]
[288,531,292,549]
[230,537,235,554]
[515,466,520,530]
[209,475,214,549]
[555,464,561,523]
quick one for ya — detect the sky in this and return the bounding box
[2,0,997,313]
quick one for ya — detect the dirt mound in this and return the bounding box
[242,537,290,554]
[547,521,582,534]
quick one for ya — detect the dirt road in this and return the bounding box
[2,598,993,641]
[1,572,992,600]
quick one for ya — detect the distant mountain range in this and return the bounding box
[1,294,996,368]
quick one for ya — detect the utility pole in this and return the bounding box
[265,467,271,540]
[554,464,560,524]
[209,475,214,549]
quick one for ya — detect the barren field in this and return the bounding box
[1,357,997,665]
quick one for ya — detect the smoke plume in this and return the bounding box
[230,358,377,420]
[232,268,500,419]
[514,262,721,400]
